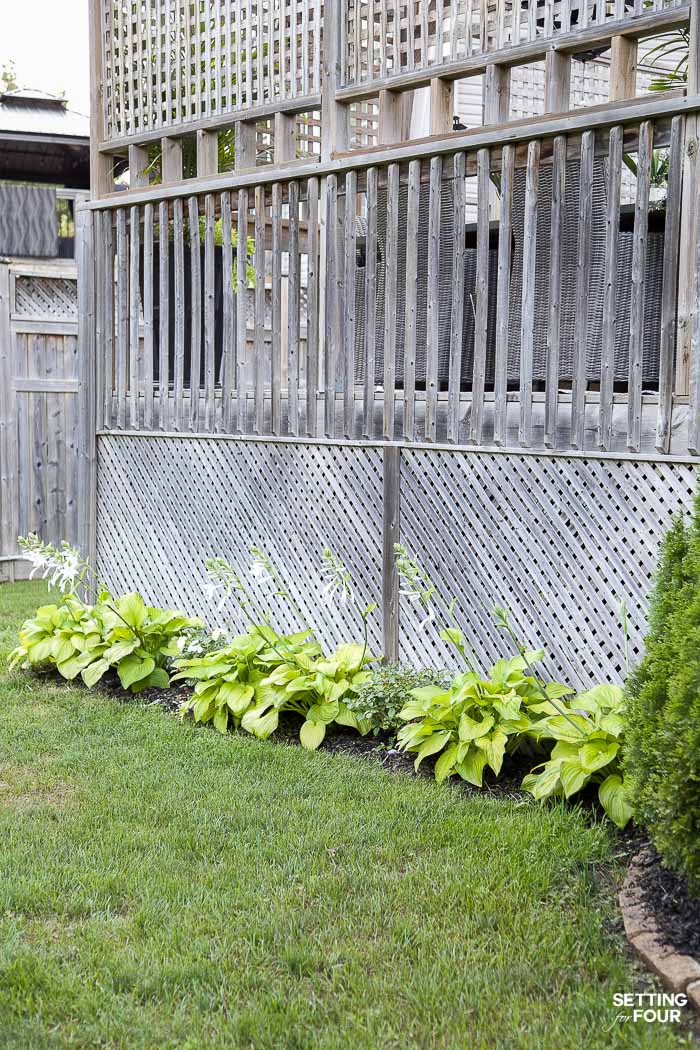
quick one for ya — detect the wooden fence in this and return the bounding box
[0,260,82,581]
[79,0,700,683]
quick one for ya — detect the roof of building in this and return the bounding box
[0,88,89,140]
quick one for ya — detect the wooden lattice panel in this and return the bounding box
[399,449,698,687]
[342,0,685,86]
[102,0,322,141]
[95,435,385,653]
[13,276,77,320]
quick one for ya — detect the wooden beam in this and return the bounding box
[430,77,454,135]
[609,35,638,102]
[196,129,219,176]
[234,121,257,170]
[161,137,183,182]
[273,112,296,163]
[321,0,349,158]
[378,89,405,144]
[544,51,571,113]
[128,144,150,188]
[87,0,112,196]
[677,0,700,395]
[484,65,511,124]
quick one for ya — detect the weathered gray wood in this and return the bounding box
[306,177,320,437]
[657,116,684,453]
[599,125,622,451]
[173,198,186,430]
[447,152,466,444]
[288,181,301,436]
[158,200,170,430]
[544,51,571,113]
[544,134,566,450]
[221,191,236,433]
[471,147,490,445]
[236,188,249,432]
[429,77,453,135]
[188,196,202,431]
[484,64,511,124]
[383,163,400,440]
[403,159,421,442]
[235,121,257,170]
[628,120,652,452]
[519,139,540,447]
[93,212,105,434]
[115,208,128,429]
[609,35,638,101]
[324,174,340,437]
[197,129,219,176]
[571,129,594,449]
[143,202,155,430]
[343,170,357,438]
[254,189,267,435]
[162,137,183,182]
[0,263,18,558]
[204,194,216,431]
[382,444,400,663]
[363,166,378,438]
[271,183,283,435]
[75,206,97,564]
[494,143,514,447]
[425,156,442,442]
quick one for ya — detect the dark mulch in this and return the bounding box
[631,842,700,959]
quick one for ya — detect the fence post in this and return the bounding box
[382,446,401,662]
[76,204,97,569]
[676,0,700,405]
[0,261,19,575]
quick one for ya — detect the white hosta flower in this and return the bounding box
[211,627,226,641]
[418,606,436,633]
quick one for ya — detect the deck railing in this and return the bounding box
[84,90,700,457]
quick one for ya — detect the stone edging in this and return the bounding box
[619,849,700,1016]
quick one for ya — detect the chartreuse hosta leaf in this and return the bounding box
[397,658,572,786]
[521,683,632,827]
[174,632,374,747]
[10,591,202,693]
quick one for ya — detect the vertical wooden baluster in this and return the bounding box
[324,173,339,437]
[571,129,594,449]
[519,139,539,448]
[254,184,266,434]
[143,202,155,430]
[188,196,201,431]
[306,176,320,436]
[471,147,490,444]
[173,196,185,431]
[494,143,513,447]
[103,211,114,429]
[403,158,420,441]
[343,170,358,438]
[271,182,283,434]
[363,166,378,437]
[599,125,622,451]
[425,155,442,441]
[221,190,236,433]
[628,120,652,452]
[544,134,566,450]
[656,116,683,453]
[158,199,170,430]
[116,208,128,429]
[447,151,466,444]
[129,205,140,429]
[94,212,105,434]
[288,180,301,436]
[236,187,249,432]
[204,193,216,431]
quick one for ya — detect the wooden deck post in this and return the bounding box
[430,77,454,134]
[0,262,19,566]
[75,205,97,568]
[88,0,112,197]
[677,0,700,400]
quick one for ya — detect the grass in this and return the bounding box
[0,582,694,1049]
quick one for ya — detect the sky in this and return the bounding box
[1,0,90,114]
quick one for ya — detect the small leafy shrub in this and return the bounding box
[346,664,453,738]
[523,684,631,828]
[625,500,700,890]
[10,591,201,692]
[396,653,573,785]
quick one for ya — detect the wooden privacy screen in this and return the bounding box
[93,108,696,456]
[94,433,698,687]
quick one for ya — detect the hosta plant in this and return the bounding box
[522,684,632,828]
[173,627,320,735]
[10,590,201,692]
[397,653,574,786]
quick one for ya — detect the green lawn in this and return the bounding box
[0,582,693,1049]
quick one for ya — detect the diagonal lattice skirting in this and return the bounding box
[95,434,698,687]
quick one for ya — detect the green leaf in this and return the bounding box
[434,744,458,784]
[132,667,170,692]
[82,658,110,688]
[456,748,488,787]
[213,707,230,734]
[598,775,633,828]
[458,713,494,741]
[118,654,156,691]
[560,761,590,799]
[241,705,280,739]
[114,592,148,629]
[413,730,452,770]
[524,761,564,800]
[219,681,255,714]
[439,627,465,655]
[474,730,508,775]
[579,740,619,773]
[299,720,326,751]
